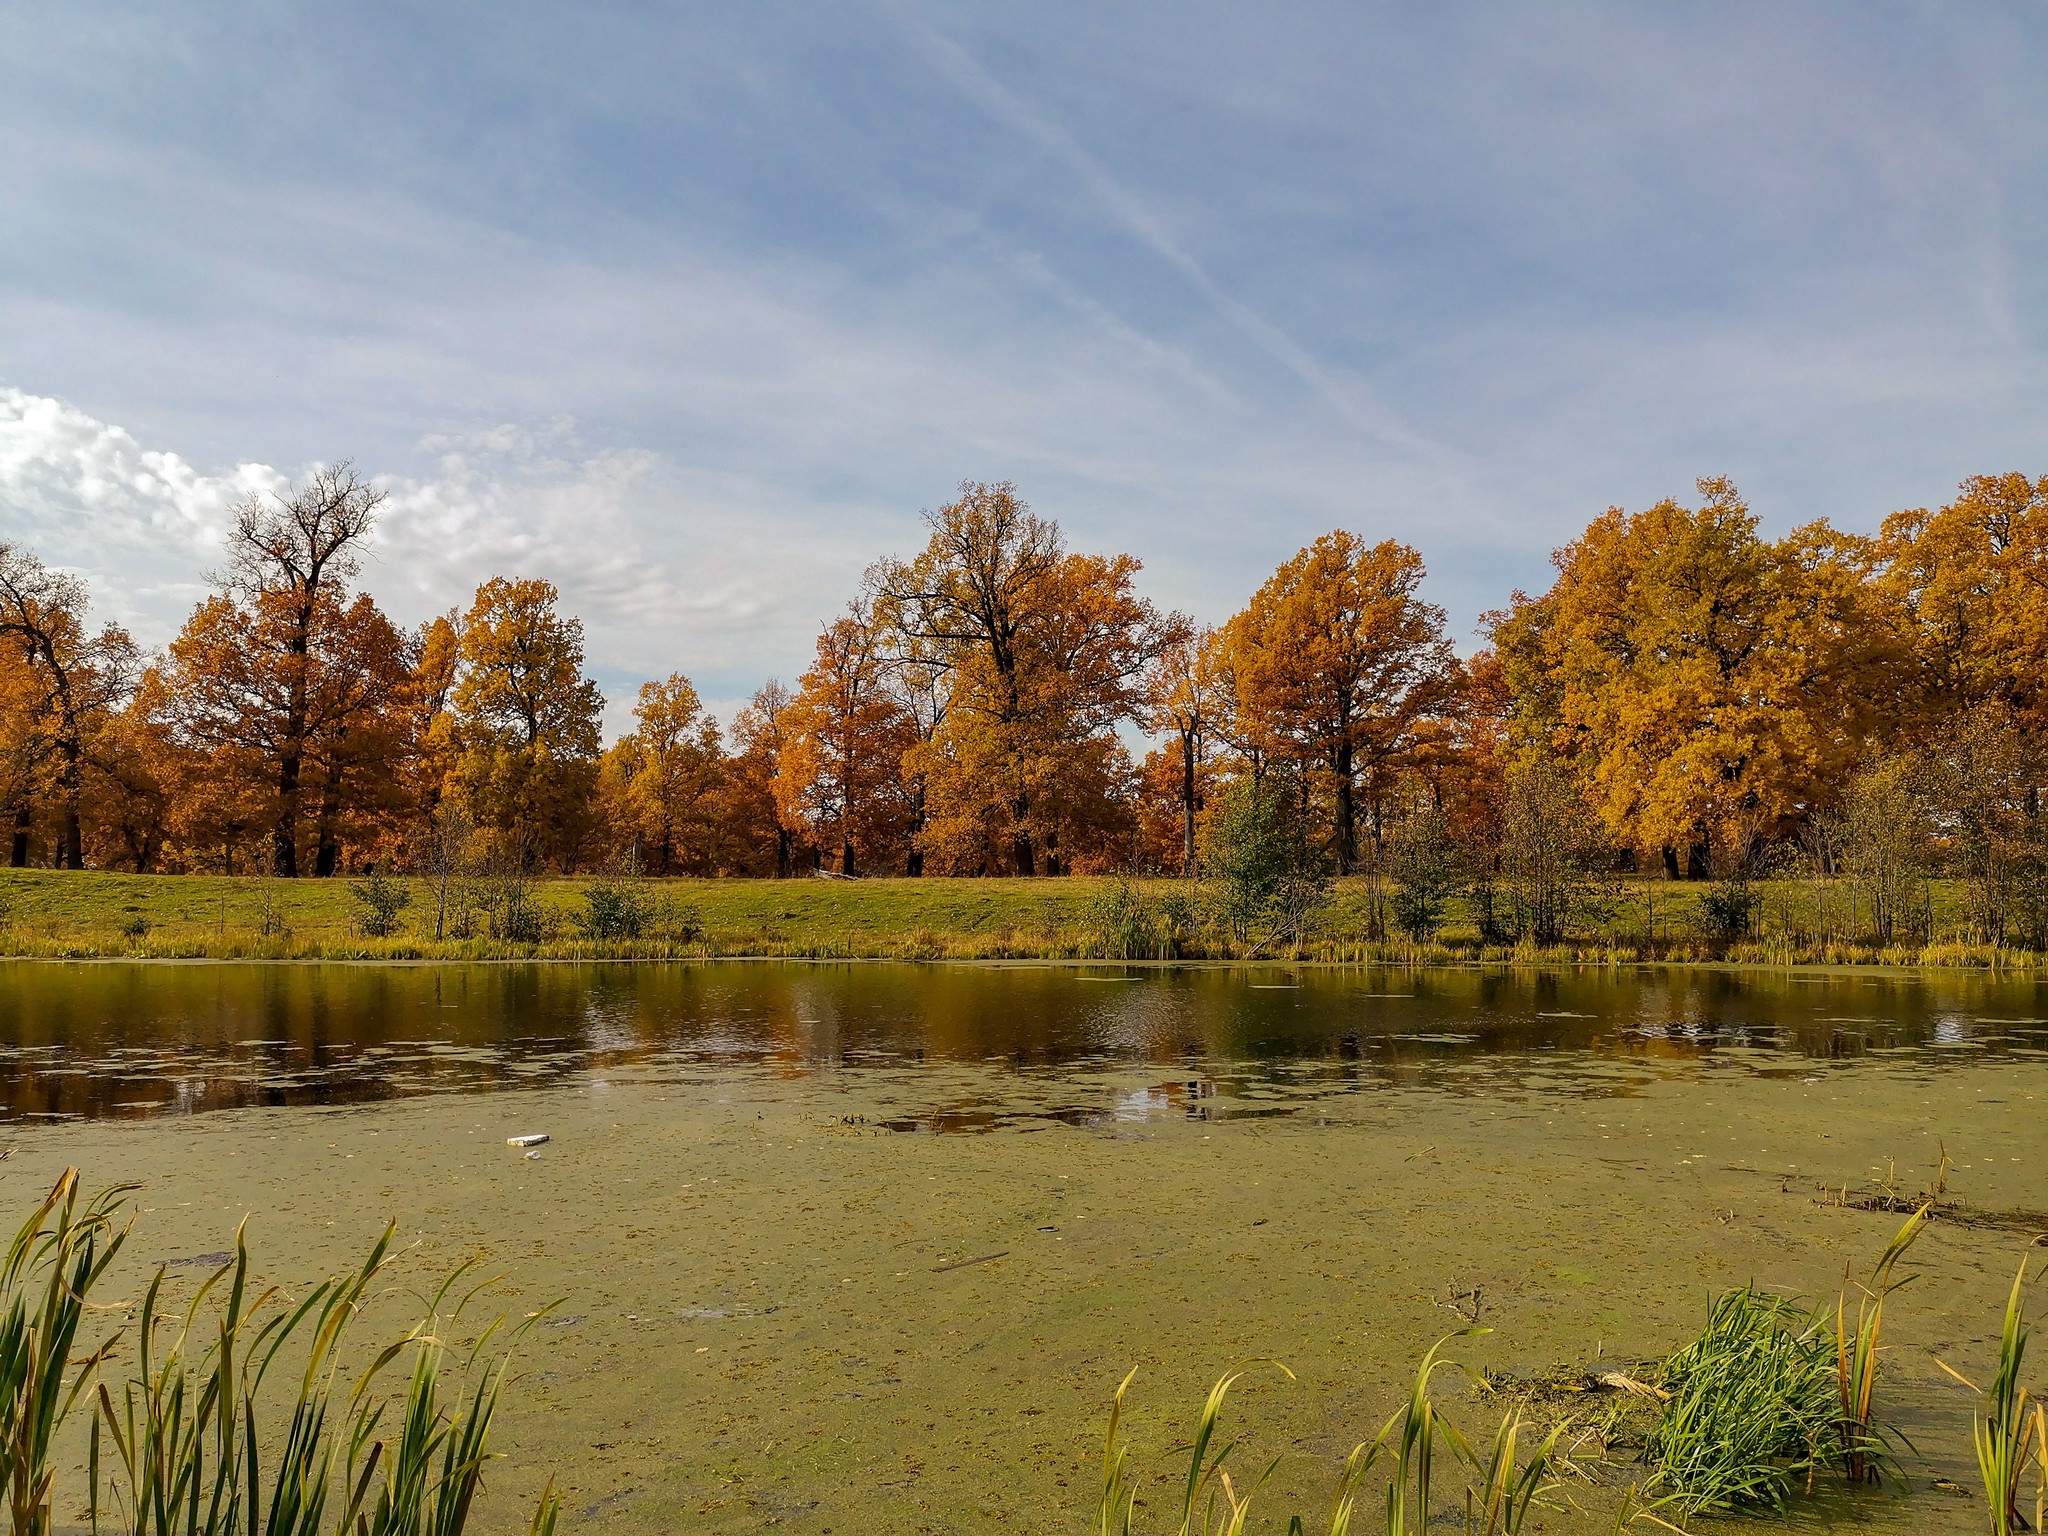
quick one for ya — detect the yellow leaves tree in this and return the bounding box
[449,577,606,870]
[1143,625,1231,876]
[724,680,803,877]
[1491,477,1887,873]
[600,673,724,874]
[1221,532,1455,871]
[1873,472,2048,733]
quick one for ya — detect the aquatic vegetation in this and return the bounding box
[1937,1254,2046,1536]
[0,1169,554,1536]
[0,1170,131,1536]
[1834,1203,1929,1485]
[1644,1286,1839,1514]
[1093,1336,1563,1536]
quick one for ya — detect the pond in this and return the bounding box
[2,960,2044,1533]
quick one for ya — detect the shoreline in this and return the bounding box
[6,867,2048,976]
[3,949,2047,980]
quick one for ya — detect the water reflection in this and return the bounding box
[1,960,2045,1124]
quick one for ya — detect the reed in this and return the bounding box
[0,1169,552,1536]
[1092,1334,1564,1536]
[1938,1254,2044,1536]
[1834,1202,1929,1484]
[0,1169,133,1536]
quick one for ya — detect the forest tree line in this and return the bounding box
[4,469,2047,919]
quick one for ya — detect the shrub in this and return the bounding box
[1201,775,1330,953]
[576,867,657,940]
[349,869,414,937]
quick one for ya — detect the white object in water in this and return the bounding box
[507,1134,549,1148]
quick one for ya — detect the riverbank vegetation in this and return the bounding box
[11,473,2048,936]
[1,1168,556,1536]
[11,861,2048,966]
[1098,1210,2043,1534]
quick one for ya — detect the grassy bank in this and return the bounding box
[2,866,2045,969]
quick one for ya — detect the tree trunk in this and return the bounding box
[1686,841,1708,880]
[9,803,28,867]
[1180,732,1198,877]
[1334,741,1356,873]
[53,738,85,870]
[775,826,792,879]
[1010,791,1035,876]
[274,746,302,877]
[841,836,856,878]
[1661,846,1680,880]
[313,752,345,877]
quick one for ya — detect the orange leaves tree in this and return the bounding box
[871,482,1182,875]
[448,577,606,870]
[880,487,1171,873]
[776,608,917,876]
[0,544,138,869]
[159,468,410,875]
[1219,532,1457,873]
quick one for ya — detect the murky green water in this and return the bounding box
[4,959,2046,1121]
[2,961,2044,1534]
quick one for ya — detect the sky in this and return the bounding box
[3,4,2045,735]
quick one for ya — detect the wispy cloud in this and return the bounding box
[883,5,1454,469]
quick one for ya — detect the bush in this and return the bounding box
[1201,775,1330,953]
[576,867,658,940]
[1647,1286,1839,1513]
[349,869,414,937]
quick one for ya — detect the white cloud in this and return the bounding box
[0,386,863,737]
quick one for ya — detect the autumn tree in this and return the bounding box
[195,465,386,875]
[0,544,139,868]
[1491,478,1886,875]
[1144,625,1229,876]
[777,607,917,876]
[0,640,44,866]
[724,680,801,876]
[403,611,463,831]
[600,673,724,874]
[872,482,1179,875]
[1221,532,1456,872]
[450,577,606,869]
[1873,472,2048,736]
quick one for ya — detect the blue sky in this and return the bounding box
[3,4,2045,732]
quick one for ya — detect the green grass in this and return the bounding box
[1646,1286,1841,1514]
[3,867,2047,967]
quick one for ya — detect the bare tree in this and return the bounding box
[1839,756,1924,946]
[0,544,138,868]
[1500,751,1607,946]
[215,464,384,876]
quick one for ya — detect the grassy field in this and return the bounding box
[0,865,2041,968]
